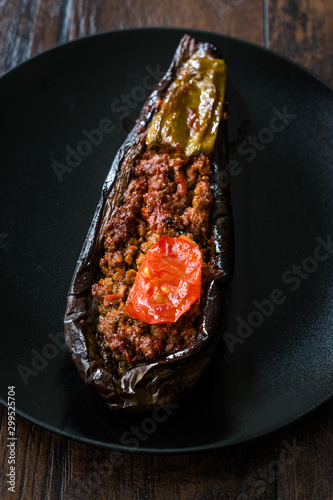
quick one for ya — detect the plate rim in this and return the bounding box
[0,393,330,454]
[1,26,332,93]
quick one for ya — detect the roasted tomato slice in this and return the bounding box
[124,235,202,324]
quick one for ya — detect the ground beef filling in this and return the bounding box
[92,148,214,373]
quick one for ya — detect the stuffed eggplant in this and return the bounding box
[64,34,233,412]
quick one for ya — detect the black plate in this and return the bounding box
[1,28,332,453]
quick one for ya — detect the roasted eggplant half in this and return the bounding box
[64,35,233,411]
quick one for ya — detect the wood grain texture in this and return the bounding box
[269,0,333,85]
[0,1,332,499]
[97,0,264,43]
[0,400,332,499]
[0,0,264,75]
[277,400,333,500]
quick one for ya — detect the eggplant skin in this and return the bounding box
[64,35,233,412]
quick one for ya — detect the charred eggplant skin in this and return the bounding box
[64,35,233,412]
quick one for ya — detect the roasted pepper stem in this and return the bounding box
[146,51,227,157]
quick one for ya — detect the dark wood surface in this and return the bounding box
[1,1,332,499]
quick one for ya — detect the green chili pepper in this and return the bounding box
[146,51,227,157]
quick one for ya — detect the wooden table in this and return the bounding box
[1,1,332,499]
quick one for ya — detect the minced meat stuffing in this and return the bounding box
[92,148,215,374]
